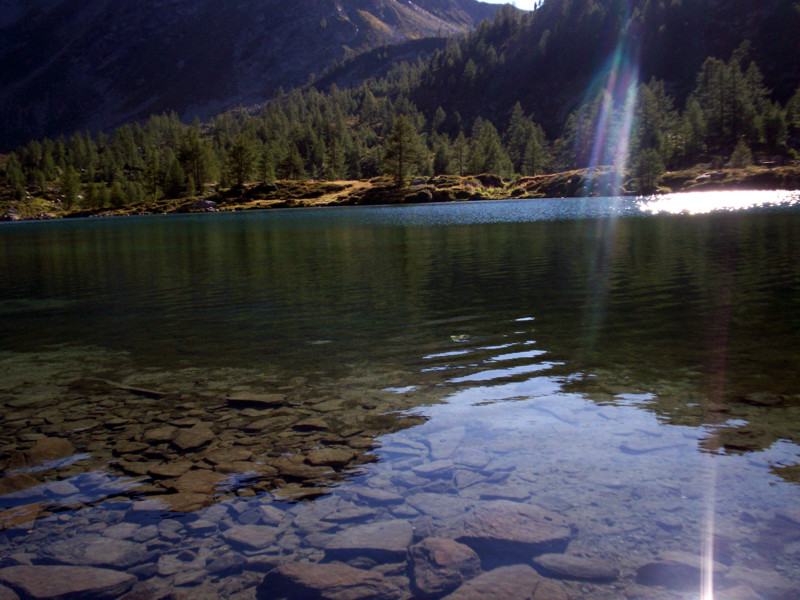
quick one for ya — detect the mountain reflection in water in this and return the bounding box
[1,193,799,599]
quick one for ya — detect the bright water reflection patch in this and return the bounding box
[638,189,800,215]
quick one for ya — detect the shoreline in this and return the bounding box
[3,165,800,222]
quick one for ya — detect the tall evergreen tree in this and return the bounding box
[164,158,186,197]
[469,119,513,176]
[226,135,256,189]
[258,144,276,184]
[382,115,427,186]
[452,131,469,177]
[179,128,212,189]
[3,153,25,188]
[61,166,80,210]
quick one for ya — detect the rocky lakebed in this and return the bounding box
[0,344,799,600]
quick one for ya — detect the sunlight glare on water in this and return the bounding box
[639,189,800,215]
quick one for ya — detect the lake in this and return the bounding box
[1,191,800,599]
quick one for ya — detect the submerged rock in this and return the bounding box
[293,417,330,431]
[269,456,332,480]
[147,461,193,478]
[143,425,178,443]
[533,553,619,582]
[721,585,766,600]
[206,552,247,576]
[0,473,40,496]
[170,469,225,494]
[46,535,147,568]
[456,501,571,564]
[724,566,799,599]
[157,492,209,513]
[157,551,206,577]
[635,551,728,591]
[0,503,44,531]
[352,486,404,505]
[204,447,254,465]
[222,525,280,550]
[412,460,455,478]
[0,584,18,600]
[441,564,568,600]
[406,493,470,519]
[325,520,414,561]
[258,561,407,600]
[227,392,286,408]
[0,565,136,599]
[306,448,355,468]
[172,424,215,451]
[6,437,74,470]
[410,537,481,597]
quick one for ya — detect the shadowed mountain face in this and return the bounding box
[0,0,497,148]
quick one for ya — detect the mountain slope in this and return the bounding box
[367,0,800,137]
[0,0,497,148]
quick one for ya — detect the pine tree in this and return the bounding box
[3,153,25,188]
[730,140,752,168]
[61,166,80,210]
[633,79,676,166]
[522,132,545,176]
[431,107,447,134]
[432,135,451,175]
[85,182,98,210]
[787,85,800,130]
[324,137,345,181]
[762,102,788,150]
[452,132,469,177]
[97,185,110,209]
[110,181,126,208]
[226,135,256,189]
[186,176,196,198]
[259,145,276,183]
[635,148,665,193]
[505,102,532,173]
[125,182,143,206]
[42,151,57,189]
[678,98,707,164]
[382,115,427,187]
[178,128,211,189]
[164,158,186,197]
[469,119,513,176]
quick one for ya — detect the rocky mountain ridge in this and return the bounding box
[0,0,498,148]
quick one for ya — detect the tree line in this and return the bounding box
[2,38,800,207]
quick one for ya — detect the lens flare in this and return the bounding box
[577,4,641,197]
[701,458,717,600]
[578,6,640,347]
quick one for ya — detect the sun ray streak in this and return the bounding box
[701,457,717,600]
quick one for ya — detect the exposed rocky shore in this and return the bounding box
[3,166,800,222]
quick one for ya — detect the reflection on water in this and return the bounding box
[640,189,800,215]
[1,194,800,599]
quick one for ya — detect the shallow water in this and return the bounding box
[1,192,800,599]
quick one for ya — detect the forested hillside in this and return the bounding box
[2,0,800,219]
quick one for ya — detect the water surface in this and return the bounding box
[1,192,799,599]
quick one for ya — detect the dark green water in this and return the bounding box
[1,193,799,599]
